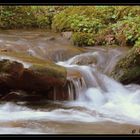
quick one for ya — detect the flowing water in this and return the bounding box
[0,30,140,134]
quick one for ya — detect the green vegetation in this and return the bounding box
[52,6,140,47]
[1,6,140,48]
[0,6,64,29]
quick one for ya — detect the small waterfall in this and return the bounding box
[67,77,87,100]
[56,48,140,125]
[57,61,103,101]
[56,48,124,101]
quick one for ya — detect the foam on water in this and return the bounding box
[57,50,140,125]
[0,127,45,134]
[0,103,101,123]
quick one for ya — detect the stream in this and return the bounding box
[0,29,139,134]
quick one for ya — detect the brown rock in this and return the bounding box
[0,57,67,101]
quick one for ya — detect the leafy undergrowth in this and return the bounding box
[52,6,140,48]
[0,6,65,29]
[1,6,140,48]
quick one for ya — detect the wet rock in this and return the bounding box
[1,91,27,101]
[18,63,66,92]
[0,55,67,101]
[46,80,76,101]
[64,52,99,66]
[0,59,24,79]
[69,56,97,66]
[111,47,140,84]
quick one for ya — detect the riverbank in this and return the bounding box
[1,6,140,48]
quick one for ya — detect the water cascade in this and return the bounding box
[0,30,140,134]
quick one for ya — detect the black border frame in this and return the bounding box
[0,1,140,138]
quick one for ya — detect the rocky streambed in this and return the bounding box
[0,29,140,134]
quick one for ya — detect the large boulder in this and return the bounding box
[0,52,69,101]
[111,47,140,84]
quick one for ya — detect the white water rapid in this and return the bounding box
[56,50,140,125]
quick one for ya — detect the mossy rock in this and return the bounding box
[111,47,140,84]
[29,63,66,86]
[0,52,67,101]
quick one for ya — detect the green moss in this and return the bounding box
[119,67,140,82]
[117,47,140,68]
[111,47,140,84]
[134,37,140,48]
[0,51,52,65]
[0,59,12,73]
[0,51,67,84]
[30,64,66,80]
